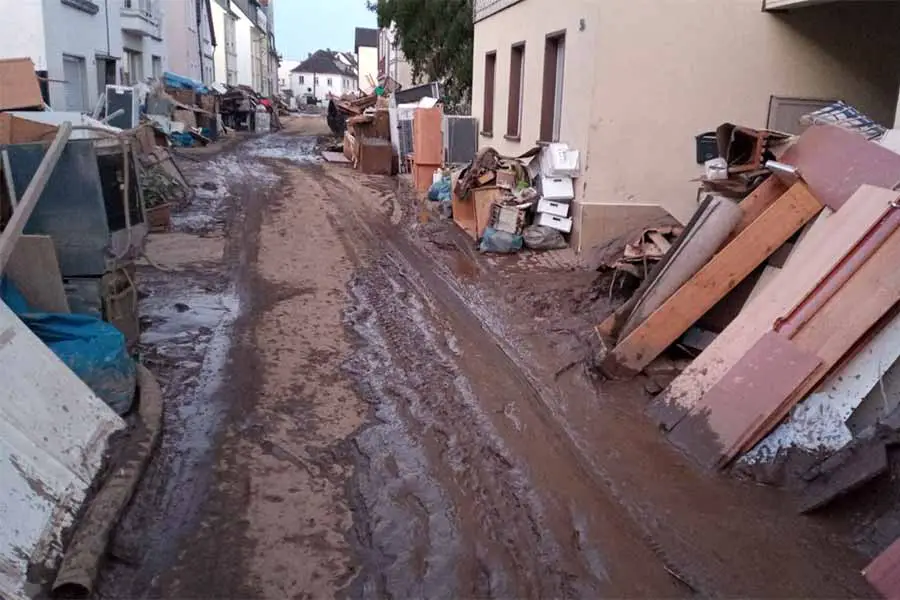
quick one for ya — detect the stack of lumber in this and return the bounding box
[595,123,900,472]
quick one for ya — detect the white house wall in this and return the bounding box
[232,1,253,87]
[43,0,123,110]
[122,31,168,82]
[211,1,229,82]
[165,0,202,79]
[0,301,124,600]
[357,46,377,92]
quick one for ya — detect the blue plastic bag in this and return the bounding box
[428,175,451,203]
[479,227,524,254]
[1,277,136,415]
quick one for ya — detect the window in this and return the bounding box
[327,77,332,87]
[151,55,162,78]
[62,54,87,111]
[482,51,496,135]
[122,49,143,85]
[506,43,525,139]
[299,74,304,84]
[540,32,566,142]
[314,76,319,84]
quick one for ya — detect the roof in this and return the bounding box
[292,50,357,77]
[355,27,378,52]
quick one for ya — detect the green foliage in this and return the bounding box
[367,0,473,104]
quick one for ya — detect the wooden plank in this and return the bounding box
[784,124,900,211]
[602,182,821,378]
[736,220,900,456]
[652,186,899,431]
[413,107,443,165]
[0,121,72,276]
[798,443,888,514]
[6,235,69,313]
[728,176,788,240]
[667,331,822,469]
[472,186,502,238]
[1,150,17,210]
[865,537,900,599]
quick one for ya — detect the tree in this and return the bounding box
[367,0,473,105]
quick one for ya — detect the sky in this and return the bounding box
[275,0,378,61]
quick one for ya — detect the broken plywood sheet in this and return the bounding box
[601,182,820,378]
[6,235,69,313]
[784,125,900,211]
[743,307,900,464]
[0,58,42,111]
[667,331,822,469]
[652,186,898,432]
[0,300,124,600]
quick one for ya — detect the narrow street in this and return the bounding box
[98,116,874,599]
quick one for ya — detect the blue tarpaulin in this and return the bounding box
[1,277,136,415]
[163,71,210,94]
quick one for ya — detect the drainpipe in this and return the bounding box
[196,0,204,81]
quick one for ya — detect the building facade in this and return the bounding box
[290,51,357,104]
[377,26,414,90]
[211,0,239,84]
[163,0,215,83]
[471,0,900,252]
[355,27,378,93]
[0,0,173,111]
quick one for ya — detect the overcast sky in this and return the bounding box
[275,0,377,61]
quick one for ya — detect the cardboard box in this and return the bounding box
[0,58,43,111]
[0,113,58,145]
[173,108,197,129]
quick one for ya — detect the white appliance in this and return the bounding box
[537,198,570,217]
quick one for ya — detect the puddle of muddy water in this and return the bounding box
[244,132,322,164]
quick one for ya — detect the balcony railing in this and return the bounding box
[474,0,526,23]
[121,0,160,37]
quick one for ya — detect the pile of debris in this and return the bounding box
[443,141,581,253]
[0,58,178,600]
[593,110,900,509]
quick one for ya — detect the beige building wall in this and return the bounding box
[471,0,599,169]
[585,0,900,225]
[472,0,900,252]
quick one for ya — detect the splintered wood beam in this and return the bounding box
[600,182,821,378]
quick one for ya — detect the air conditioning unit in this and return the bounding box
[443,115,478,166]
[105,85,139,130]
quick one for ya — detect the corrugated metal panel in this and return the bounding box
[474,0,526,22]
[0,300,125,600]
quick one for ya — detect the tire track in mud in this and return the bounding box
[315,170,685,598]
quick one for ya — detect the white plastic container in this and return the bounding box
[539,174,575,201]
[535,212,573,233]
[541,143,581,177]
[537,198,571,217]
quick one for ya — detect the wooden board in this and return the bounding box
[451,182,477,239]
[865,536,900,599]
[413,107,443,165]
[322,151,351,164]
[602,182,821,378]
[6,235,68,313]
[0,58,43,111]
[652,186,899,431]
[667,331,822,469]
[472,186,503,238]
[784,125,900,211]
[728,176,788,240]
[737,218,900,455]
[798,443,888,513]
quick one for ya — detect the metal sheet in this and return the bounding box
[0,300,124,600]
[5,140,110,276]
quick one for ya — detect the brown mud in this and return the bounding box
[97,116,874,599]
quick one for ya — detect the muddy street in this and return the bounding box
[98,116,873,599]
